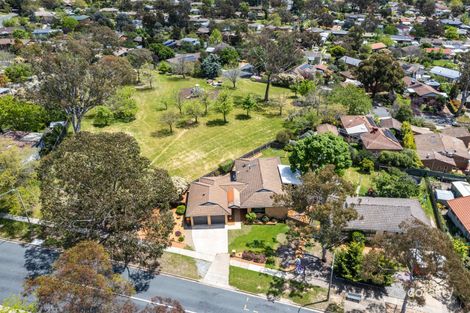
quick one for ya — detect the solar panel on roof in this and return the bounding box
[383,129,399,142]
[366,116,377,127]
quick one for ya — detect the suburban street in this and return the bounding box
[0,239,321,313]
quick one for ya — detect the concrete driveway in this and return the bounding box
[189,225,228,255]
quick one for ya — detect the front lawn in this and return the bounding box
[83,74,293,180]
[228,223,289,254]
[229,266,327,306]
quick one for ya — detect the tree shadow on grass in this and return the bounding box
[206,119,227,127]
[151,129,173,138]
[24,245,59,279]
[176,119,199,129]
[166,76,188,81]
[263,111,282,119]
[246,240,276,257]
[235,114,251,120]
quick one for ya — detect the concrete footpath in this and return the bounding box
[202,253,230,287]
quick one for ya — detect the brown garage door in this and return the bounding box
[193,216,208,225]
[211,215,225,224]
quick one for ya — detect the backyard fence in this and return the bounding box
[424,177,445,231]
[405,168,467,182]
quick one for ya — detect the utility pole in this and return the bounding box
[327,252,335,301]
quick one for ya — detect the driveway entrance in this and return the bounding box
[189,226,228,255]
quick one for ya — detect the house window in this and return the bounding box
[252,208,265,214]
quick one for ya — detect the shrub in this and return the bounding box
[360,158,374,173]
[245,212,257,224]
[253,253,266,263]
[242,251,266,263]
[276,129,293,146]
[175,230,182,237]
[178,235,185,242]
[378,149,419,168]
[266,256,276,266]
[176,205,186,215]
[158,61,172,74]
[218,159,234,174]
[261,215,270,223]
[242,251,254,261]
[5,63,32,83]
[93,106,114,127]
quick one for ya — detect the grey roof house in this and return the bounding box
[345,197,431,234]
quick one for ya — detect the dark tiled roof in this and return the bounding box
[346,197,431,233]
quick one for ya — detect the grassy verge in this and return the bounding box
[159,252,201,280]
[83,74,294,180]
[418,180,438,226]
[229,266,327,306]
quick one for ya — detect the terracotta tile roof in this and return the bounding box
[415,133,470,165]
[424,47,452,55]
[413,84,440,97]
[447,196,470,233]
[233,158,283,208]
[186,158,284,216]
[441,127,470,139]
[380,117,402,130]
[340,115,376,131]
[370,42,386,50]
[360,128,403,151]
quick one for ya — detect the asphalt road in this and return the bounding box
[0,239,321,313]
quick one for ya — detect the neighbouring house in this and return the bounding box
[451,181,470,198]
[441,127,470,147]
[345,197,431,236]
[167,53,200,65]
[185,157,300,226]
[404,76,443,104]
[446,196,470,240]
[340,115,403,152]
[415,133,470,172]
[316,123,339,136]
[430,66,460,82]
[424,47,453,58]
[339,56,362,68]
[370,42,387,51]
[379,117,402,132]
[435,189,455,204]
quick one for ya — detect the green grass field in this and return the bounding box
[343,167,377,195]
[83,74,293,180]
[228,224,289,253]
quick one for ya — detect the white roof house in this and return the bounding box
[430,66,461,81]
[451,181,470,197]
